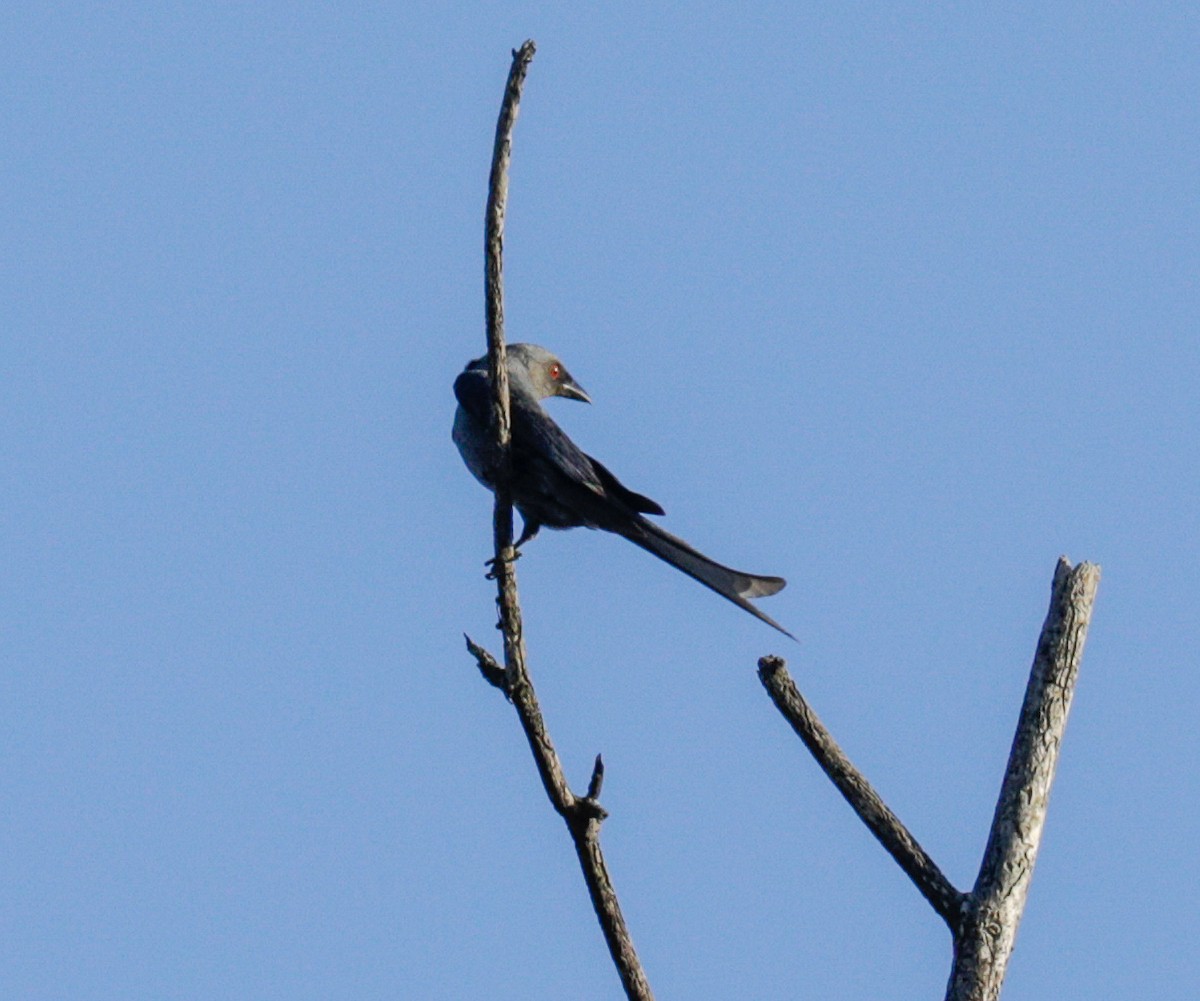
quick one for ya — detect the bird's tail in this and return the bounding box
[620,516,794,640]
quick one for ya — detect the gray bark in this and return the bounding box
[760,558,1099,999]
[945,558,1100,1000]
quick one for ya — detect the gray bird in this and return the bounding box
[453,344,792,638]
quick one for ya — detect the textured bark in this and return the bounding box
[467,41,655,1001]
[469,628,654,998]
[483,41,534,694]
[945,558,1100,1000]
[760,558,1099,999]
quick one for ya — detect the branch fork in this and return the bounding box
[760,557,1100,1000]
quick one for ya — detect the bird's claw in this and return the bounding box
[484,548,522,579]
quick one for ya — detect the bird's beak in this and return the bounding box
[559,379,591,404]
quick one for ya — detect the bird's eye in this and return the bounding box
[549,364,561,380]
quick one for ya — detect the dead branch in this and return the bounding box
[758,657,965,926]
[760,557,1099,999]
[465,40,655,1001]
[946,557,1100,1000]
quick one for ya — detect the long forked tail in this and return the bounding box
[620,516,795,640]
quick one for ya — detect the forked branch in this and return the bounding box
[761,558,1099,999]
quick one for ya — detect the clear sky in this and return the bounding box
[3,5,1197,999]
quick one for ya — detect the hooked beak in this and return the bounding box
[559,379,591,404]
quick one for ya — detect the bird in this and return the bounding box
[453,343,792,638]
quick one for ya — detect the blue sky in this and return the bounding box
[3,5,1197,999]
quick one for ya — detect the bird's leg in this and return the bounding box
[513,518,541,550]
[484,518,538,579]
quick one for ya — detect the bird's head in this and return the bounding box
[506,344,591,404]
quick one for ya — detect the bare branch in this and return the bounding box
[946,557,1100,1001]
[758,656,965,927]
[468,41,655,1001]
[483,39,536,690]
[759,557,1099,996]
[572,822,653,1001]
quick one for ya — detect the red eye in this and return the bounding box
[549,364,561,380]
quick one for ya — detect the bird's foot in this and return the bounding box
[484,547,522,579]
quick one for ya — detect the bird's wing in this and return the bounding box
[456,367,603,504]
[453,368,490,422]
[508,396,671,521]
[586,454,666,516]
[457,368,595,484]
[509,396,599,486]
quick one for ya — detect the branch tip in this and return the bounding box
[587,754,606,800]
[757,655,786,680]
[758,652,963,927]
[948,556,1100,998]
[464,634,508,691]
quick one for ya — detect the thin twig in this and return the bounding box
[484,40,535,692]
[464,634,507,691]
[758,656,965,927]
[586,754,606,801]
[471,41,655,1001]
[945,557,1100,1001]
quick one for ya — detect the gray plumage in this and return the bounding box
[453,343,792,638]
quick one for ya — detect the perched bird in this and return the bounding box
[453,344,792,638]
